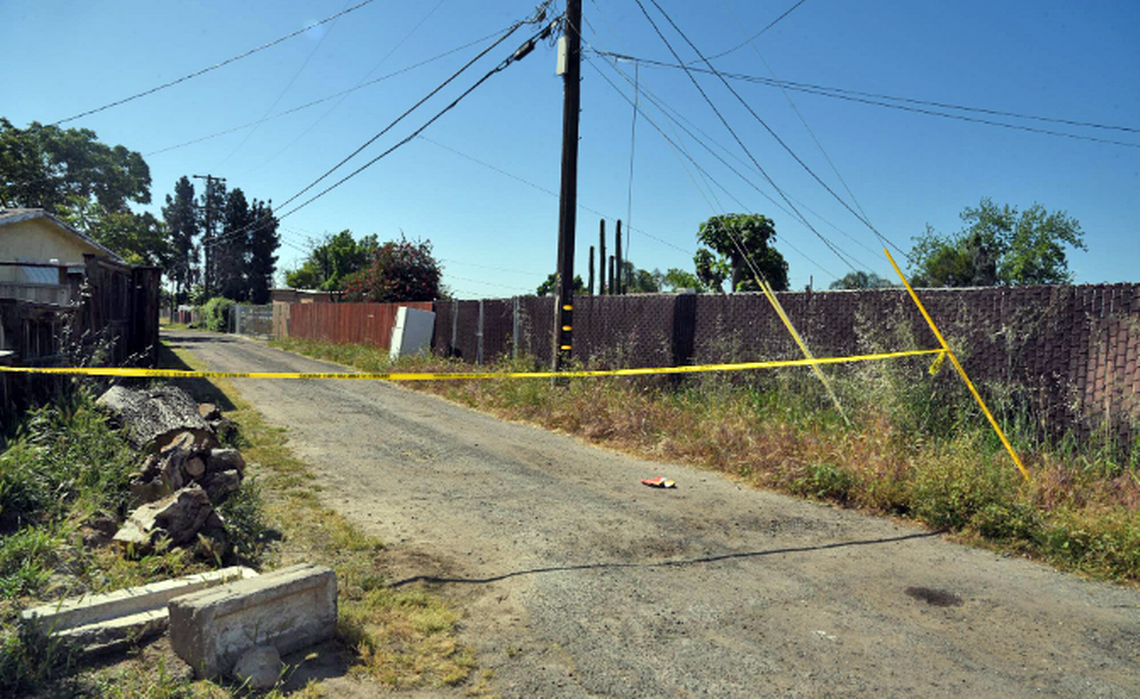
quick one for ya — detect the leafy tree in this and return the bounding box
[0,118,150,216]
[285,230,377,291]
[909,198,1086,287]
[343,237,442,302]
[89,210,170,267]
[662,268,704,292]
[694,248,728,292]
[695,213,788,292]
[828,271,895,290]
[162,176,197,303]
[537,273,585,296]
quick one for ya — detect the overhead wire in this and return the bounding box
[715,0,901,255]
[643,0,900,255]
[200,17,552,253]
[51,0,379,125]
[144,25,517,158]
[699,0,809,63]
[630,0,864,274]
[214,0,352,167]
[591,47,878,261]
[583,51,840,279]
[238,0,453,176]
[587,52,1140,149]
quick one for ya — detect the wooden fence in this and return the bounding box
[287,302,433,350]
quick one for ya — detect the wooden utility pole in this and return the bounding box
[552,0,582,371]
[192,174,225,298]
[587,245,595,296]
[615,219,623,295]
[598,219,606,295]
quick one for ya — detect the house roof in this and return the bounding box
[0,207,124,263]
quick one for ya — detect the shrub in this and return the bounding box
[199,296,235,332]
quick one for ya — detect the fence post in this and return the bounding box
[450,299,458,357]
[512,296,520,360]
[477,299,485,366]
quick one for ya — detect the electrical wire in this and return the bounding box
[144,26,516,158]
[588,52,1140,148]
[586,55,839,280]
[238,0,453,176]
[715,0,900,254]
[699,0,809,62]
[215,0,352,167]
[201,19,550,253]
[632,0,863,274]
[416,136,694,256]
[642,0,911,260]
[51,0,379,125]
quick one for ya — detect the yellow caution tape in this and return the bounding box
[0,348,943,382]
[927,350,947,376]
[884,249,1030,483]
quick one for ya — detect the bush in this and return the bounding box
[199,296,235,332]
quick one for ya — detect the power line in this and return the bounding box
[640,0,906,255]
[145,26,515,158]
[715,0,898,254]
[215,0,351,166]
[237,0,453,177]
[51,0,379,125]
[699,0,809,62]
[201,19,551,252]
[417,135,694,256]
[586,55,840,279]
[631,0,863,273]
[587,51,1140,148]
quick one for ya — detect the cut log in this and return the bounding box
[97,385,214,453]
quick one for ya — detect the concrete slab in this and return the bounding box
[20,566,256,644]
[168,563,337,678]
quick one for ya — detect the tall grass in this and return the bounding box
[272,337,1140,583]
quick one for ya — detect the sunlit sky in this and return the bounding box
[5,0,1138,297]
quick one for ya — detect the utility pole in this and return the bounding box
[615,219,623,295]
[552,0,582,372]
[193,174,225,298]
[598,219,606,295]
[587,245,595,296]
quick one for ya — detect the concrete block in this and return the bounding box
[168,563,337,678]
[20,567,256,647]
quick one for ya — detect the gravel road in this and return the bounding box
[169,330,1140,698]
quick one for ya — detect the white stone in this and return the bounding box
[233,645,282,689]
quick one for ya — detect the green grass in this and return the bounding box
[273,337,1140,585]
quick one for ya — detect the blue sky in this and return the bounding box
[4,0,1138,297]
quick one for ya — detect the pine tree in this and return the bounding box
[162,176,197,304]
[198,179,227,296]
[246,199,279,304]
[217,188,253,301]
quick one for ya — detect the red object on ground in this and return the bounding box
[640,476,676,488]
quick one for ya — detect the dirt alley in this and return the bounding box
[169,330,1140,698]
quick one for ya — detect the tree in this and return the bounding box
[285,230,377,291]
[343,237,442,302]
[661,268,704,292]
[695,213,788,292]
[537,273,585,296]
[89,210,170,267]
[162,176,197,303]
[246,199,279,304]
[215,187,253,301]
[909,198,1086,287]
[0,118,151,216]
[828,271,895,290]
